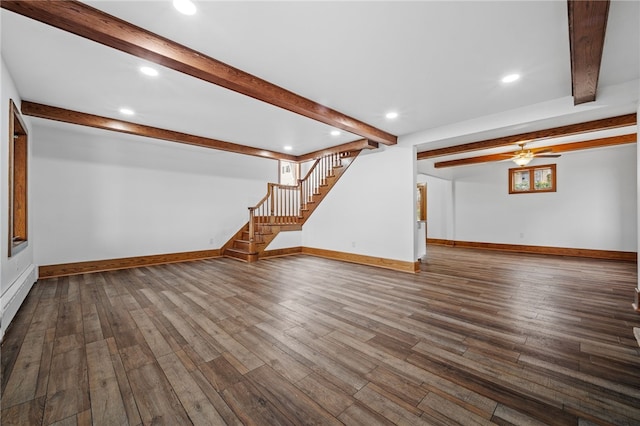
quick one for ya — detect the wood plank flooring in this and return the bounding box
[2,246,639,425]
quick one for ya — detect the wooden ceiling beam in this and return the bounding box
[568,0,610,105]
[1,0,397,146]
[434,133,636,168]
[296,139,378,163]
[22,101,376,162]
[417,113,636,159]
[21,101,298,161]
[434,154,514,169]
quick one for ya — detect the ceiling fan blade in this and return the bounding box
[534,148,553,154]
[535,154,561,158]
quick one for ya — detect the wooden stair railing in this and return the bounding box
[223,150,360,262]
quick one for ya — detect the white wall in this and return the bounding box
[32,121,277,265]
[450,144,637,251]
[1,57,38,340]
[268,231,302,250]
[302,146,416,263]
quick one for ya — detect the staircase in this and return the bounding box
[223,150,361,262]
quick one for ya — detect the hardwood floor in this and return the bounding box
[2,246,639,425]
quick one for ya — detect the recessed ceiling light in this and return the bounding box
[283,146,293,151]
[140,66,159,77]
[501,73,521,83]
[385,111,399,119]
[119,108,135,116]
[330,130,341,136]
[173,0,196,15]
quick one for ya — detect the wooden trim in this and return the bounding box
[8,99,29,257]
[296,139,378,163]
[417,183,427,221]
[426,238,455,247]
[633,288,640,313]
[434,133,637,168]
[418,114,637,159]
[39,249,222,279]
[508,164,556,194]
[261,246,303,259]
[38,246,419,277]
[37,239,634,279]
[301,247,419,273]
[21,101,297,161]
[2,1,396,146]
[568,0,610,104]
[427,239,636,262]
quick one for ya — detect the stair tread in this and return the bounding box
[235,239,267,245]
[225,247,258,255]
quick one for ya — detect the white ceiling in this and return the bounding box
[1,1,638,158]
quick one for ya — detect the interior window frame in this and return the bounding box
[509,164,556,195]
[8,99,29,257]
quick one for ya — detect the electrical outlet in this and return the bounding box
[209,238,214,245]
[519,233,524,239]
[351,241,356,248]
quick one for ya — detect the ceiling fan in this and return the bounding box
[509,143,560,166]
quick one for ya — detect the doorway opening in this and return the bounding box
[279,160,299,186]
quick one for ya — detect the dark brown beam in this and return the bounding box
[568,0,610,104]
[434,133,636,168]
[417,113,636,159]
[434,154,512,168]
[1,0,397,146]
[537,133,636,154]
[296,139,378,162]
[21,101,298,161]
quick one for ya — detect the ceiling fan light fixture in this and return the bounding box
[513,151,533,166]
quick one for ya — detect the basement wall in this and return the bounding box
[302,145,417,263]
[1,57,37,340]
[31,121,277,266]
[445,144,637,251]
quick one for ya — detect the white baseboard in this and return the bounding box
[1,264,38,342]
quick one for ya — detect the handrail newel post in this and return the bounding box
[248,207,255,244]
[269,183,275,224]
[298,179,303,218]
